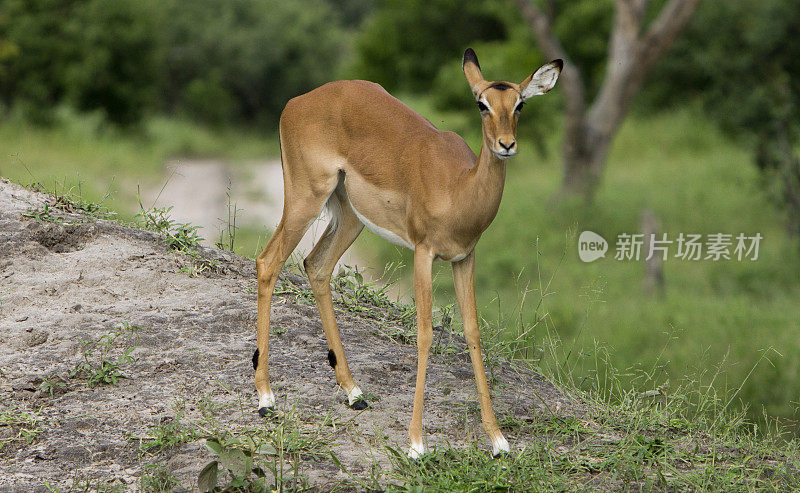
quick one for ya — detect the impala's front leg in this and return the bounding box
[408,246,435,458]
[452,251,509,457]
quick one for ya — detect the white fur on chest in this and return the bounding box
[350,205,415,251]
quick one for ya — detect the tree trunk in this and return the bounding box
[560,114,618,199]
[516,0,702,202]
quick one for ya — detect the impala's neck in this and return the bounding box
[460,134,507,232]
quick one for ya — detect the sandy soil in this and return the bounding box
[0,179,578,491]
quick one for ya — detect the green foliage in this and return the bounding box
[646,0,800,234]
[37,377,67,397]
[353,0,613,100]
[0,0,80,122]
[550,0,613,99]
[199,437,267,492]
[159,0,346,126]
[647,0,800,132]
[0,0,160,125]
[352,0,507,91]
[138,414,199,452]
[22,182,115,225]
[65,0,161,125]
[0,0,348,126]
[138,204,204,252]
[196,404,335,492]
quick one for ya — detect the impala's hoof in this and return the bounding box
[491,435,510,457]
[493,450,510,459]
[346,386,366,409]
[258,406,276,418]
[349,398,368,410]
[408,441,427,459]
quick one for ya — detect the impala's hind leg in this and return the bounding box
[254,187,333,417]
[303,187,366,408]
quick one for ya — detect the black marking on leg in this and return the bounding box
[349,398,369,410]
[493,451,509,459]
[327,349,337,369]
[258,406,276,418]
[252,348,260,370]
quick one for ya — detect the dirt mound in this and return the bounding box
[0,178,577,491]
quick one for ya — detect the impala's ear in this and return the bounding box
[462,48,484,98]
[519,59,563,100]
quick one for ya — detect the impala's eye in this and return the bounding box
[514,102,524,113]
[477,101,488,112]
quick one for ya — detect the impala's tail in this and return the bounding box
[323,177,347,238]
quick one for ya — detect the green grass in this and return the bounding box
[0,407,42,450]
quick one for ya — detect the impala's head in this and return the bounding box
[462,48,562,160]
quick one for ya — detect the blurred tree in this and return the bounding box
[0,0,81,122]
[329,0,377,27]
[161,0,346,127]
[515,0,701,200]
[352,0,508,91]
[0,0,160,125]
[0,0,350,127]
[67,0,162,125]
[649,0,800,236]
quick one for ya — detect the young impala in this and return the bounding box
[252,48,561,457]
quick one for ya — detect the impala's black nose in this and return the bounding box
[498,139,516,150]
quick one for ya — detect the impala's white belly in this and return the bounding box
[350,204,414,250]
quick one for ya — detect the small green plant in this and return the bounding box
[38,376,68,397]
[137,414,199,452]
[274,276,316,305]
[0,407,42,450]
[194,401,338,492]
[23,181,115,224]
[139,464,184,491]
[136,201,204,251]
[136,188,217,275]
[70,323,140,387]
[66,477,125,493]
[383,444,564,491]
[23,201,65,224]
[359,392,381,403]
[199,436,273,492]
[215,180,240,253]
[333,265,403,317]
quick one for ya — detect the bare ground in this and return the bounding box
[0,179,579,491]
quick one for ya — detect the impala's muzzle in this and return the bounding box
[493,137,517,159]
